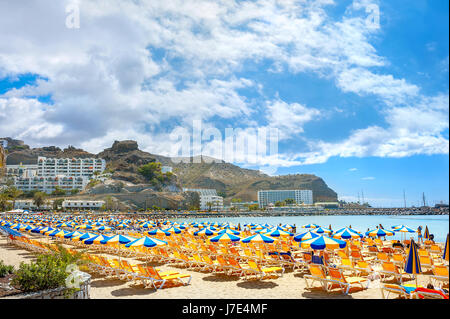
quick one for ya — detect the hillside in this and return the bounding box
[2,137,338,202]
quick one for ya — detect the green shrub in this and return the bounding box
[0,260,15,277]
[11,244,85,293]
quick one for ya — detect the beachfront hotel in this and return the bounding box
[258,189,313,208]
[13,176,89,194]
[35,157,106,178]
[7,156,105,194]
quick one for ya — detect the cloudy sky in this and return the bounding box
[0,0,448,206]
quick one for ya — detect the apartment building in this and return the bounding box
[257,189,313,208]
[200,195,224,211]
[182,188,223,210]
[62,200,105,210]
[13,176,89,194]
[36,157,106,178]
[8,156,105,194]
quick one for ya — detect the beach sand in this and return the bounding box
[0,236,437,299]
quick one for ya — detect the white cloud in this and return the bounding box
[361,176,375,180]
[349,168,358,171]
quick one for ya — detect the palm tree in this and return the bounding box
[5,186,23,210]
[0,193,12,211]
[33,192,47,211]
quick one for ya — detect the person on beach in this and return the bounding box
[392,240,404,249]
[429,234,435,244]
[417,226,423,244]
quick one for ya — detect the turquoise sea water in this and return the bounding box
[175,215,450,243]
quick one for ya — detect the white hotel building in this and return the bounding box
[10,157,106,194]
[36,157,106,178]
[182,188,224,210]
[258,189,313,208]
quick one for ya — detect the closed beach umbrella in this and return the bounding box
[209,233,241,243]
[365,228,395,237]
[125,236,167,248]
[333,227,363,239]
[443,234,449,262]
[423,226,430,240]
[242,233,275,244]
[301,235,347,250]
[293,231,320,242]
[404,239,422,286]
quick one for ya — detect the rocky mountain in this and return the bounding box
[2,138,338,202]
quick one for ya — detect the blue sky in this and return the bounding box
[0,0,448,206]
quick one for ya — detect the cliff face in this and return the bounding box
[2,138,338,203]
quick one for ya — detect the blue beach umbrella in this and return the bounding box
[241,233,275,244]
[302,223,320,229]
[404,239,422,286]
[293,231,320,242]
[125,236,167,248]
[313,227,332,234]
[301,235,347,250]
[264,229,293,237]
[64,231,83,239]
[395,225,417,233]
[82,235,101,245]
[101,234,136,245]
[194,228,216,236]
[365,228,395,237]
[209,233,241,243]
[217,228,240,235]
[164,226,182,234]
[147,228,171,236]
[333,227,363,240]
[443,234,449,262]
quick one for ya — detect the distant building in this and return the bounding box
[200,195,224,211]
[36,157,105,178]
[13,176,89,194]
[230,201,258,210]
[9,156,105,194]
[161,166,173,174]
[62,200,105,210]
[6,164,38,178]
[183,188,217,196]
[14,199,53,211]
[258,189,313,208]
[182,188,223,210]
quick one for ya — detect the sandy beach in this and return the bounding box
[0,235,437,299]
